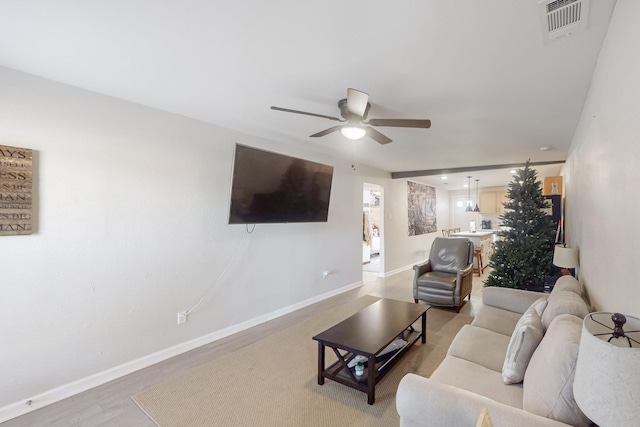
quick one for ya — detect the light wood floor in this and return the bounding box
[4,267,488,427]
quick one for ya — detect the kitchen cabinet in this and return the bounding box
[497,190,509,214]
[543,176,562,196]
[480,191,509,214]
[477,234,494,269]
[479,192,497,213]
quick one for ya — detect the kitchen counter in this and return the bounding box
[450,230,494,238]
[451,230,494,271]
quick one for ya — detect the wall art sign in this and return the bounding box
[0,144,33,235]
[407,181,437,236]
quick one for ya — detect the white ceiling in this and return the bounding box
[0,1,616,189]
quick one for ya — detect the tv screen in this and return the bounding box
[228,144,334,224]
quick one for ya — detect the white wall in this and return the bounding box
[0,66,387,418]
[564,0,640,318]
[383,179,449,272]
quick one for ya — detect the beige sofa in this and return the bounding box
[396,276,592,426]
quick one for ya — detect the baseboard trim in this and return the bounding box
[380,262,415,278]
[0,280,364,423]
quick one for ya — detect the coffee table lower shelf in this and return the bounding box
[320,328,422,404]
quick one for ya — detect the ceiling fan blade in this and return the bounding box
[367,118,431,128]
[365,126,392,145]
[270,106,344,122]
[310,126,342,138]
[346,88,369,117]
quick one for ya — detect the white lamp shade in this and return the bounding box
[553,245,579,268]
[573,312,640,426]
[340,126,366,140]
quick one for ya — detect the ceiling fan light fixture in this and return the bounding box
[340,126,366,140]
[272,88,430,145]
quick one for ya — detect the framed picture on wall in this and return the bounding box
[407,181,437,236]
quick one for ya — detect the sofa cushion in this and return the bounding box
[502,306,544,384]
[482,287,550,315]
[447,325,511,372]
[551,275,581,296]
[523,314,591,427]
[431,356,524,409]
[472,305,524,336]
[541,291,589,330]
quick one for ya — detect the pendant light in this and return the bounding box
[474,179,480,212]
[465,176,472,211]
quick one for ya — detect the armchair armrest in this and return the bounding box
[482,287,548,315]
[454,263,474,295]
[457,263,474,280]
[396,374,571,427]
[412,260,432,278]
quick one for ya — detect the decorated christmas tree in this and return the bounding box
[485,162,558,290]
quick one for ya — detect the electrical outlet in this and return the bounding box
[177,311,187,324]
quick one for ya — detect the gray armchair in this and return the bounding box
[413,237,474,313]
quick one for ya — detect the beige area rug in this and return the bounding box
[132,296,473,427]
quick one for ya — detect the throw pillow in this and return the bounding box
[502,306,544,384]
[551,275,582,296]
[530,297,548,317]
[541,290,589,330]
[523,314,591,427]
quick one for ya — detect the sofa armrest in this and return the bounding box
[396,374,572,427]
[482,287,548,314]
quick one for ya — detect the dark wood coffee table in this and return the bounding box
[312,298,429,404]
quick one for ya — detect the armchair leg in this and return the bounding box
[414,299,419,304]
[455,297,471,313]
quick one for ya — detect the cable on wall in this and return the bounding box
[183,226,252,316]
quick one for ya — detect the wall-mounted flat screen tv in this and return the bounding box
[228,144,334,224]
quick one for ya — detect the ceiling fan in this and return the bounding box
[270,88,431,145]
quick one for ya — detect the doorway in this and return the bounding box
[363,183,383,278]
[452,195,480,231]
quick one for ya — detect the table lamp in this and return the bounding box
[573,312,640,426]
[553,245,578,276]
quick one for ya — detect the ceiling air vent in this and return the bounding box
[538,0,590,43]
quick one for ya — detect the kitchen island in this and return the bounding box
[450,230,494,273]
